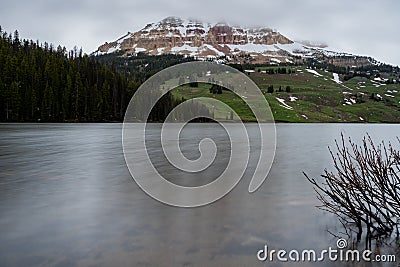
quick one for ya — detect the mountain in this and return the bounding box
[94,16,376,67]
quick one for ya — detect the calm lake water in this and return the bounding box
[0,123,399,267]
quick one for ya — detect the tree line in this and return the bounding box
[0,28,186,122]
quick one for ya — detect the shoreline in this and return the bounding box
[1,121,400,124]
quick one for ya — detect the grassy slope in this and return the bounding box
[170,66,400,122]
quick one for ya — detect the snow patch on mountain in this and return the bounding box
[276,98,293,110]
[94,16,379,66]
[305,69,322,76]
[332,73,341,84]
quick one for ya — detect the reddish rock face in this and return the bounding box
[97,17,294,60]
[209,25,234,44]
[95,17,373,66]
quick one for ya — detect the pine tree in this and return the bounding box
[5,81,20,121]
[41,82,53,120]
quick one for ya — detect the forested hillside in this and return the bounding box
[94,51,195,81]
[0,28,141,122]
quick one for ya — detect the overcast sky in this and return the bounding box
[2,0,399,65]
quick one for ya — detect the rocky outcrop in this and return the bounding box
[96,17,293,60]
[95,17,374,66]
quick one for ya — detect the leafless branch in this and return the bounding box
[304,133,400,243]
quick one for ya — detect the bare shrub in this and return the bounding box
[304,133,400,243]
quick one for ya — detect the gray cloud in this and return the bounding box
[1,0,399,65]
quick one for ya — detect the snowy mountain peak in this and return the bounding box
[94,17,375,66]
[161,16,183,24]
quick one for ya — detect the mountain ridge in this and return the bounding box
[94,16,377,67]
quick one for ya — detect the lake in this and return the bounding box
[0,123,399,266]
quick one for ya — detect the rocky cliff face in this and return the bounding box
[95,17,375,66]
